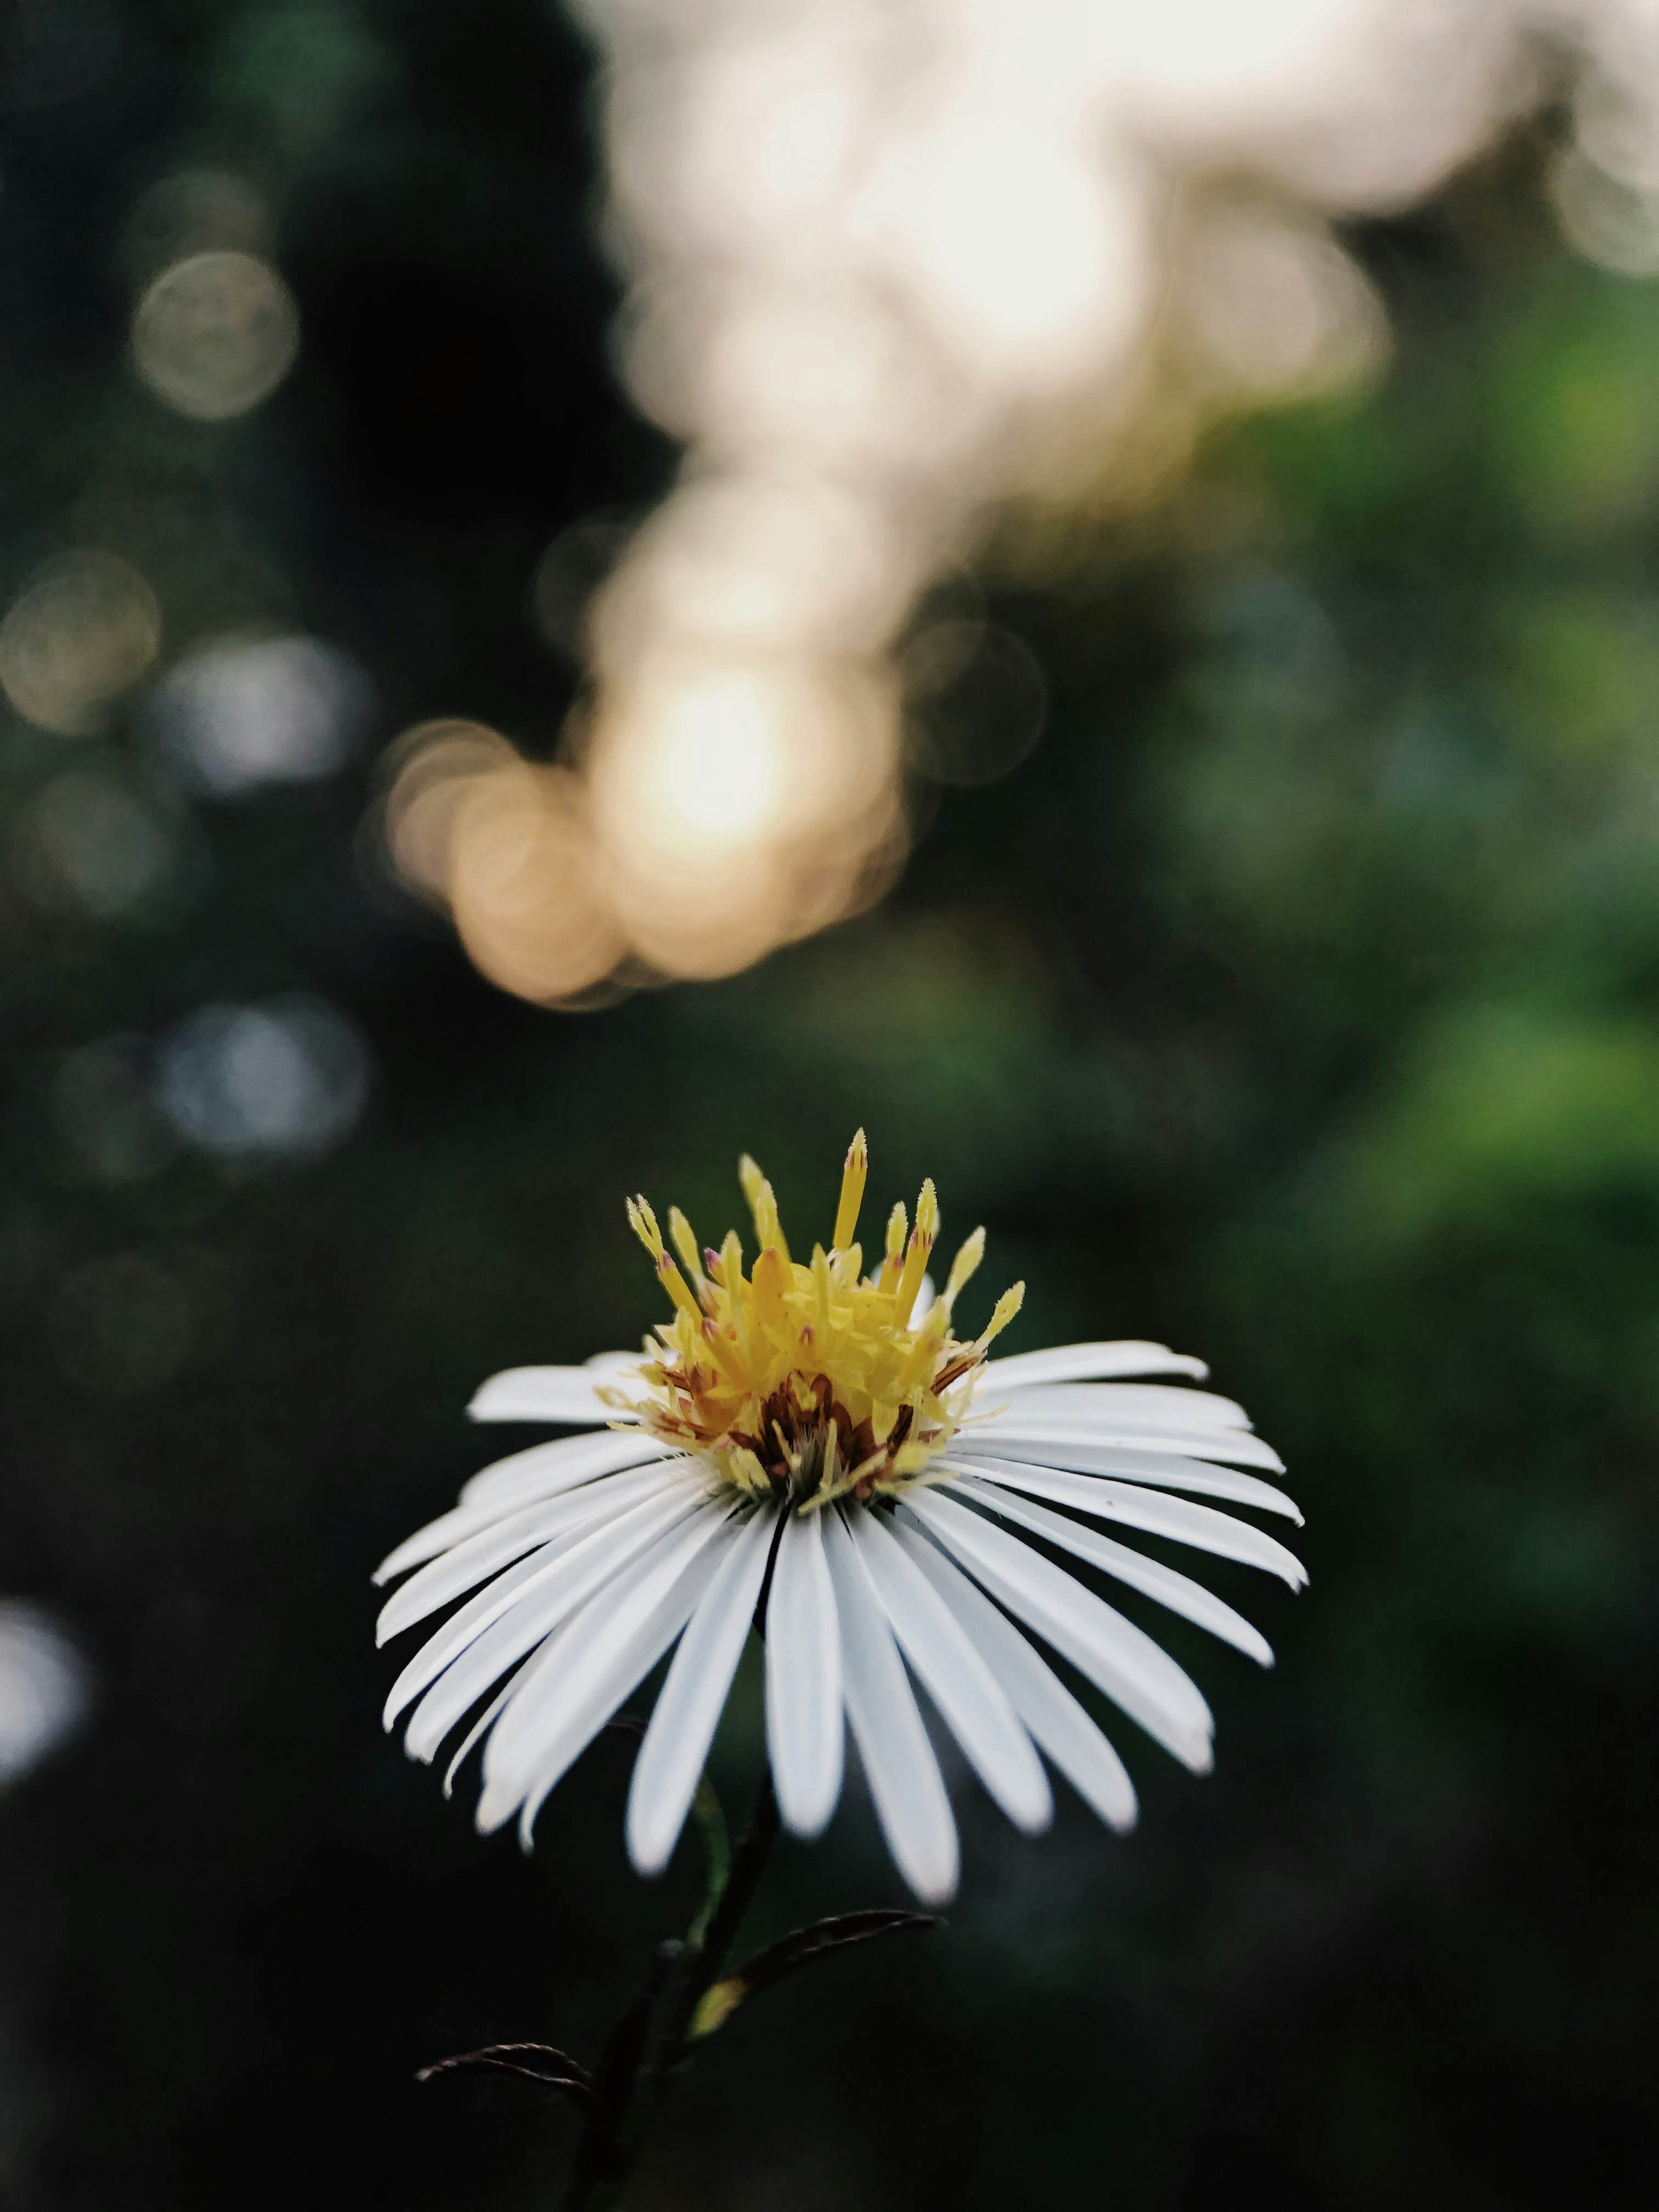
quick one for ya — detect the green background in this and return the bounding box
[2,7,1655,2208]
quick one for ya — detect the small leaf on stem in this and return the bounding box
[685,1909,942,2042]
[416,2044,605,2116]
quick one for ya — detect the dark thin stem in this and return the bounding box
[558,1522,792,2212]
[556,1767,780,2212]
[685,1762,780,1996]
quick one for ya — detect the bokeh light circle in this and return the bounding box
[131,250,300,422]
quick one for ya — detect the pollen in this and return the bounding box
[610,1131,1024,1510]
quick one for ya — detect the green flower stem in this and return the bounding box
[557,1766,780,2212]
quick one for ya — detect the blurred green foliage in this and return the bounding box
[1,10,1656,2212]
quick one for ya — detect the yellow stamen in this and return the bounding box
[941,1225,985,1312]
[656,1250,704,1329]
[879,1201,907,1290]
[725,1229,756,1362]
[625,1194,664,1260]
[893,1303,949,1395]
[752,1246,788,1333]
[617,1141,1021,1511]
[668,1206,705,1294]
[892,1179,938,1328]
[811,1244,834,1340]
[701,1315,748,1387]
[738,1155,791,1267]
[980,1281,1025,1348]
[832,1128,867,1253]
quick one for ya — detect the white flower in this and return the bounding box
[374,1134,1304,1905]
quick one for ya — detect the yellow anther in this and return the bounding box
[668,1206,705,1292]
[812,1245,839,1345]
[941,1226,985,1312]
[626,1194,665,1261]
[891,1180,938,1328]
[656,1250,704,1329]
[979,1281,1025,1348]
[893,1303,949,1395]
[879,1201,907,1289]
[832,1128,868,1253]
[738,1155,791,1268]
[700,1316,748,1387]
[718,1229,753,1368]
[752,1246,788,1331]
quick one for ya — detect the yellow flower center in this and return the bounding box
[611,1131,1024,1510]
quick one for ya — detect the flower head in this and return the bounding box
[612,1132,1022,1507]
[375,1136,1305,1903]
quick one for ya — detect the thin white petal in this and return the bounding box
[950,1437,1300,1523]
[468,1365,634,1424]
[946,1475,1275,1666]
[440,1653,535,1798]
[977,1382,1249,1431]
[765,1509,845,1839]
[459,1429,675,1512]
[627,1507,777,1875]
[821,1508,958,1905]
[382,1479,703,1729]
[477,1504,735,1837]
[402,1493,709,1762]
[893,1515,1137,1831]
[851,1506,1051,1834]
[375,1464,677,1643]
[375,1432,678,1583]
[962,1421,1285,1474]
[940,1457,1305,1589]
[980,1342,1210,1390]
[904,1487,1214,1773]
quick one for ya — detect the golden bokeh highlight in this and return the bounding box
[383,2,1659,1006]
[0,551,161,735]
[383,722,625,1006]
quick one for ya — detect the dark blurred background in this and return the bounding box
[3,4,1658,2209]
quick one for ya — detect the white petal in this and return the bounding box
[941,1456,1305,1588]
[468,1365,636,1424]
[382,1479,703,1729]
[949,1437,1300,1522]
[375,1464,676,1643]
[851,1506,1051,1834]
[904,1487,1215,1773]
[946,1474,1274,1666]
[893,1515,1137,1832]
[980,1342,1210,1390]
[978,1382,1249,1431]
[375,1431,678,1583]
[627,1506,776,1876]
[459,1429,676,1512]
[441,1653,535,1798]
[821,1508,958,1905]
[477,1504,735,1837]
[402,1492,710,1762]
[765,1509,845,1839]
[962,1420,1285,1473]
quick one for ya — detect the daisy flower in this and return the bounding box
[374,1134,1304,1904]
